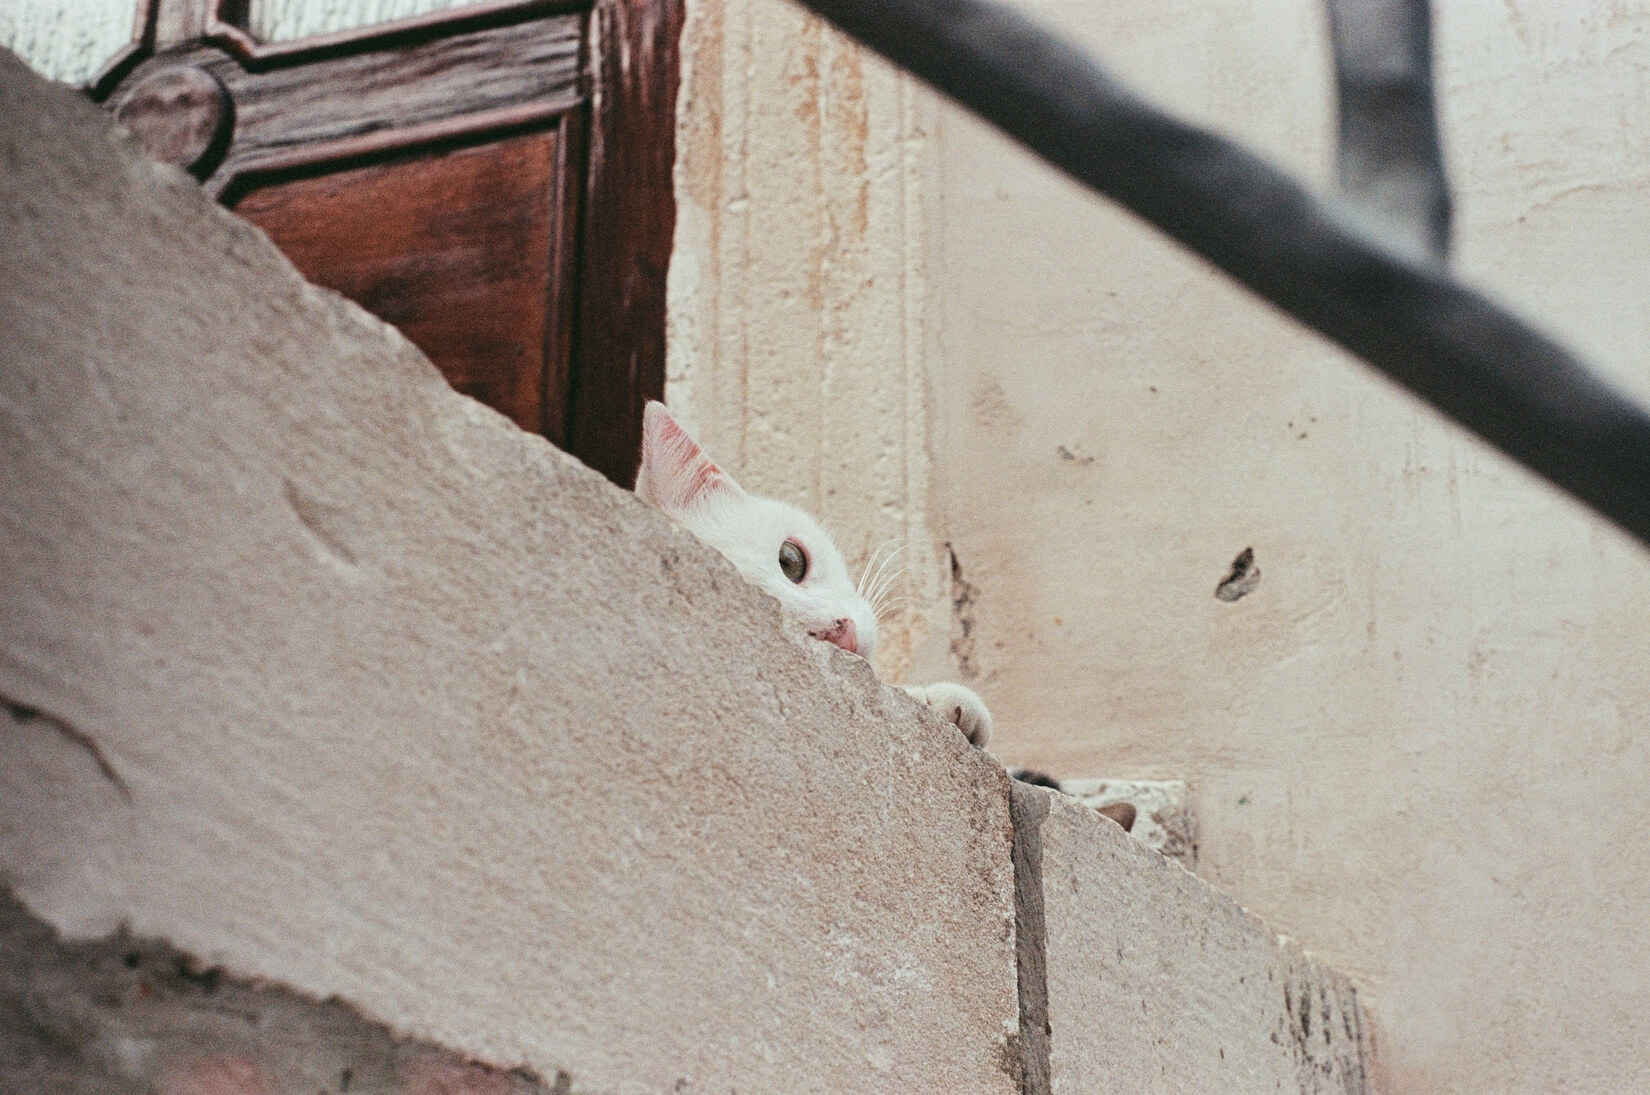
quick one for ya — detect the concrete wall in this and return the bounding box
[0,51,1019,1094]
[0,48,1367,1095]
[1013,786,1368,1095]
[668,1,1650,1093]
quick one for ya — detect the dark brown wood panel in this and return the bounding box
[96,13,586,196]
[218,16,581,156]
[565,0,684,486]
[231,129,576,436]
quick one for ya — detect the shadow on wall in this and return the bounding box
[0,892,567,1095]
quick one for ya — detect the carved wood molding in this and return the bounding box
[211,99,573,202]
[98,5,585,225]
[89,0,578,90]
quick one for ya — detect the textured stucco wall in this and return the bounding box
[671,1,1650,1093]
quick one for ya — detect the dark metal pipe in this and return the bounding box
[1326,0,1452,260]
[790,0,1650,547]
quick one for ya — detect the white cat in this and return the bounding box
[635,401,992,747]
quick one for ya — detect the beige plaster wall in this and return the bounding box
[671,1,1650,1093]
[667,0,950,683]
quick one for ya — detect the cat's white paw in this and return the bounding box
[900,682,992,747]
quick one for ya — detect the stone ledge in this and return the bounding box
[1060,777,1197,866]
[0,48,1019,1095]
[1013,785,1370,1094]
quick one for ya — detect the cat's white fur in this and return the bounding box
[636,401,992,746]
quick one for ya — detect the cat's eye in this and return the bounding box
[778,539,808,584]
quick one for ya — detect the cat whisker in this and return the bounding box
[867,575,917,614]
[857,539,903,598]
[858,537,963,600]
[858,563,897,606]
[871,597,919,622]
[871,540,924,587]
[856,537,971,601]
[856,540,886,584]
[872,582,917,606]
[865,562,914,614]
[860,540,908,591]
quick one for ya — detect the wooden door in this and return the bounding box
[95,0,682,486]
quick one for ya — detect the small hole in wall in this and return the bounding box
[1215,547,1260,602]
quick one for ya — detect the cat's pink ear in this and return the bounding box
[635,401,742,513]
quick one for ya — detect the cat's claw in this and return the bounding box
[900,682,993,748]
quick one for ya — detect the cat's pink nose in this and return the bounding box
[816,618,858,655]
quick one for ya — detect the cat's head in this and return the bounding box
[635,401,879,660]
